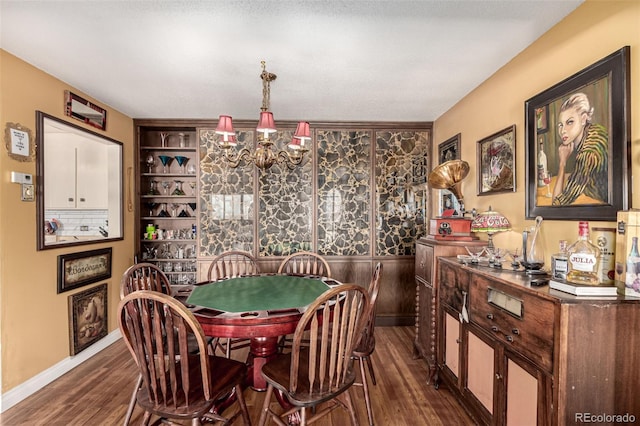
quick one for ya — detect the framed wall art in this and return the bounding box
[68,283,107,355]
[477,125,516,196]
[4,122,34,161]
[438,133,461,164]
[525,46,630,221]
[64,91,107,131]
[57,248,112,293]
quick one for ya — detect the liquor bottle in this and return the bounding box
[625,236,640,288]
[537,141,548,187]
[551,240,568,280]
[566,221,601,285]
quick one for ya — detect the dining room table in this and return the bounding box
[185,273,342,391]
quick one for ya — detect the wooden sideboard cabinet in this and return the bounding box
[437,257,640,425]
[413,237,484,385]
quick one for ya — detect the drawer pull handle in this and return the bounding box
[512,328,520,335]
[486,313,494,320]
[495,373,503,380]
[505,335,514,342]
[456,338,462,344]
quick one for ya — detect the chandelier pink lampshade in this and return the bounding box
[256,111,277,135]
[215,115,236,144]
[288,136,302,150]
[293,121,311,145]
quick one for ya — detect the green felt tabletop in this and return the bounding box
[187,275,331,313]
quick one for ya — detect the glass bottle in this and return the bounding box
[625,236,640,288]
[551,240,568,280]
[566,221,601,285]
[537,140,548,187]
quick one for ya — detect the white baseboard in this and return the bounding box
[1,329,122,413]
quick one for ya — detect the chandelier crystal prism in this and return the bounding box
[215,61,309,169]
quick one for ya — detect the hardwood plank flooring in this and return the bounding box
[1,327,474,425]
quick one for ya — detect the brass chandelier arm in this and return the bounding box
[275,148,309,170]
[219,145,308,170]
[219,147,254,168]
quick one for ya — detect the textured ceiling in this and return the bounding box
[1,0,583,122]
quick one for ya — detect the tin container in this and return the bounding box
[614,210,640,297]
[592,227,615,285]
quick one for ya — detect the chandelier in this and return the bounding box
[215,61,310,169]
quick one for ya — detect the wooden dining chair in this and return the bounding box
[277,252,332,352]
[206,250,261,358]
[352,262,383,426]
[118,290,251,426]
[258,284,370,426]
[207,250,260,281]
[120,262,172,425]
[277,251,331,277]
[120,262,214,425]
[120,262,172,299]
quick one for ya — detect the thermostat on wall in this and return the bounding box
[11,172,32,184]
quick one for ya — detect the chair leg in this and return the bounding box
[258,384,275,426]
[235,383,252,425]
[359,357,374,426]
[365,355,377,386]
[344,388,360,426]
[123,374,142,425]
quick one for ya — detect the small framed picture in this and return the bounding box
[438,134,461,164]
[58,248,112,293]
[476,125,516,195]
[4,122,34,162]
[68,283,107,355]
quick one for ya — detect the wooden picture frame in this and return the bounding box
[68,283,107,355]
[4,122,35,161]
[438,133,461,164]
[525,46,630,221]
[57,248,112,293]
[64,91,107,131]
[477,125,516,196]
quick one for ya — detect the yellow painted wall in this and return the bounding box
[0,50,135,392]
[434,0,640,260]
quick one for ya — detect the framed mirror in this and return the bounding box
[36,111,123,250]
[64,91,107,131]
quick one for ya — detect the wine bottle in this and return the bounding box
[566,221,601,285]
[537,141,548,187]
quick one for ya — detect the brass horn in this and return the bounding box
[427,159,470,202]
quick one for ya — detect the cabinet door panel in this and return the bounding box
[506,358,538,426]
[76,143,108,208]
[444,311,460,378]
[467,331,494,415]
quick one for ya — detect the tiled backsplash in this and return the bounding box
[45,209,108,237]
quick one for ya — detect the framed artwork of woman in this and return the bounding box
[525,46,630,221]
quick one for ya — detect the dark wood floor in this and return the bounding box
[1,326,474,425]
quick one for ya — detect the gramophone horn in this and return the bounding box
[427,160,470,201]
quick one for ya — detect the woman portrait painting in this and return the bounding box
[550,91,609,206]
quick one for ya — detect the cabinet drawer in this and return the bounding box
[439,260,470,312]
[469,275,555,373]
[415,242,433,283]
